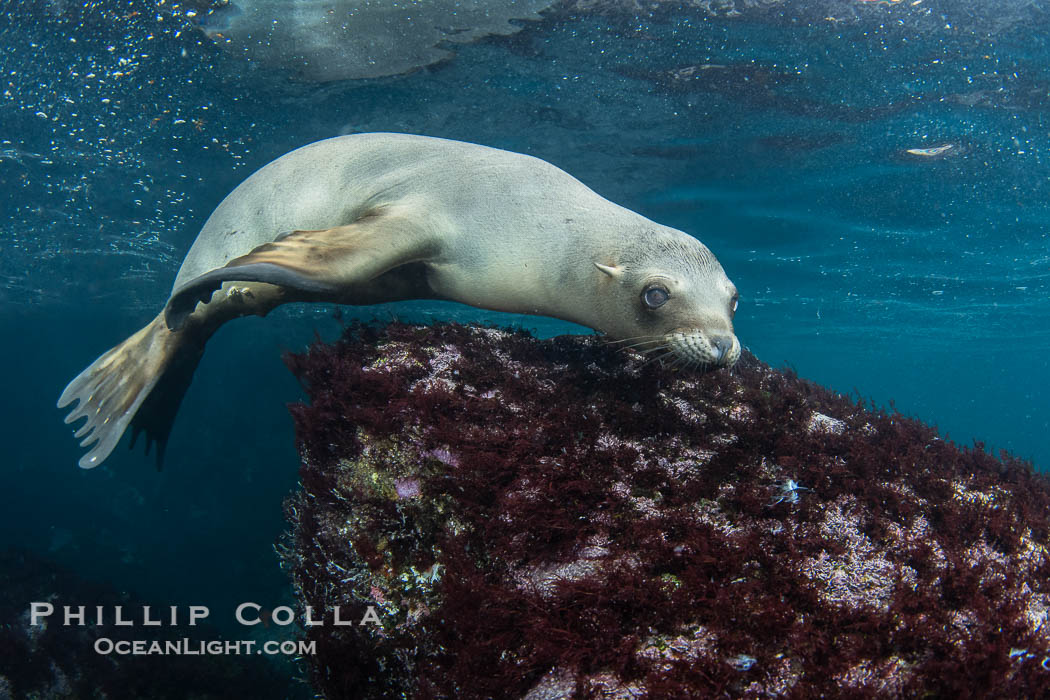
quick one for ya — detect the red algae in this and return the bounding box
[280,322,1050,699]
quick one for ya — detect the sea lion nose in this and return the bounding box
[711,335,733,364]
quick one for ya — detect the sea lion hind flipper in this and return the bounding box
[126,338,205,471]
[164,215,438,331]
[58,314,201,469]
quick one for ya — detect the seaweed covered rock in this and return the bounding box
[281,323,1050,698]
[0,548,295,700]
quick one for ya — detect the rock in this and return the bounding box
[281,322,1050,698]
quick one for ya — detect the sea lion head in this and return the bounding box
[594,228,740,370]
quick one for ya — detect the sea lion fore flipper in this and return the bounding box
[164,208,440,331]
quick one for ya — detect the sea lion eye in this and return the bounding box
[643,286,669,309]
[730,292,739,317]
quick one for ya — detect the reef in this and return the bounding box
[0,548,296,700]
[282,322,1050,698]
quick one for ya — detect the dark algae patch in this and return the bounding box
[281,323,1050,698]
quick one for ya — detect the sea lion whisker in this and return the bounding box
[625,343,671,355]
[636,355,661,369]
[621,339,669,351]
[668,356,688,372]
[605,334,665,345]
[640,350,677,369]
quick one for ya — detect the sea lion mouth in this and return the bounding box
[667,329,740,370]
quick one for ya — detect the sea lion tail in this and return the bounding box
[57,314,204,469]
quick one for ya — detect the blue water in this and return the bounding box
[2,0,1048,689]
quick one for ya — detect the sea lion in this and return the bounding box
[58,133,741,469]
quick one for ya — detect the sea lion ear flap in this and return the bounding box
[594,262,624,280]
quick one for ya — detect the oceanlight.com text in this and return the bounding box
[94,638,317,656]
